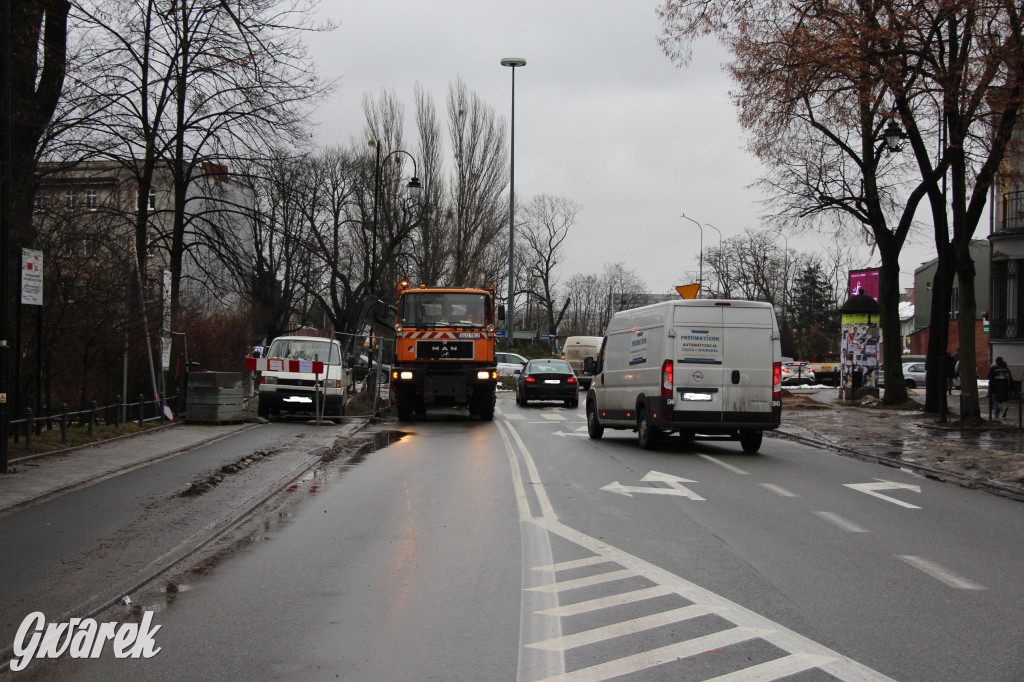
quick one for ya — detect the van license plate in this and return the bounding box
[682,392,712,401]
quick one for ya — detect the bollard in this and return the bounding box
[114,395,121,429]
[61,403,69,443]
[25,408,33,449]
[88,400,97,436]
[138,394,145,427]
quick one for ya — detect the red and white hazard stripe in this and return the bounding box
[400,331,458,339]
[245,357,325,373]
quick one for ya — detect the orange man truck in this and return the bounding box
[390,280,504,421]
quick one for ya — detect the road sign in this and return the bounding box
[21,249,43,306]
[844,479,921,508]
[495,330,507,339]
[601,471,705,500]
[675,283,700,300]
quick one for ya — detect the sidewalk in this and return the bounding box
[0,422,256,513]
[776,387,1024,501]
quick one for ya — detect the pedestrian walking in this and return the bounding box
[988,357,1013,420]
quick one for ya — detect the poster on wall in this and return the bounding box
[848,268,880,301]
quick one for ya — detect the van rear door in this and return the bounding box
[672,304,726,420]
[720,303,776,421]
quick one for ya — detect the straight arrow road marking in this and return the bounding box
[844,479,922,509]
[602,471,705,500]
[552,430,588,438]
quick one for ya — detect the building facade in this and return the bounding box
[990,112,1024,379]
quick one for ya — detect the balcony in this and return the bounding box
[1002,191,1024,232]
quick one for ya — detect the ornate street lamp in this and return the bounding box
[369,141,421,293]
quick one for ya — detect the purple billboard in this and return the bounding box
[848,268,880,301]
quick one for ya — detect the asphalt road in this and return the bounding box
[7,396,1024,680]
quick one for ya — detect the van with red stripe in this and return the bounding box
[584,299,782,452]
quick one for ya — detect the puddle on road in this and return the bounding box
[128,427,411,615]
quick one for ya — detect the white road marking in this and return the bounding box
[814,511,870,533]
[537,627,765,682]
[759,483,798,497]
[898,555,986,590]
[504,413,526,420]
[527,569,637,593]
[498,419,894,682]
[699,454,750,475]
[535,586,675,617]
[542,413,566,421]
[552,430,588,438]
[601,481,706,500]
[704,653,838,681]
[527,604,713,651]
[844,480,922,509]
[532,555,610,572]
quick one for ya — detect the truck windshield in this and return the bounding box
[267,338,340,365]
[399,292,490,328]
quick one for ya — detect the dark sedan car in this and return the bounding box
[516,358,579,407]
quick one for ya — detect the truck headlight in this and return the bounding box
[476,371,491,380]
[262,375,277,385]
[399,371,413,380]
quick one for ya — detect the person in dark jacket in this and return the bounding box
[945,352,957,394]
[988,357,1013,420]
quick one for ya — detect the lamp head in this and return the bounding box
[501,57,527,67]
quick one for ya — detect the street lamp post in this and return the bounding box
[680,214,703,296]
[501,57,526,350]
[369,141,422,293]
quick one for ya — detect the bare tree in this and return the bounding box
[446,78,509,288]
[409,83,451,287]
[518,195,579,336]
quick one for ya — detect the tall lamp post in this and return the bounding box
[369,141,421,293]
[680,214,703,296]
[704,222,722,297]
[501,57,526,350]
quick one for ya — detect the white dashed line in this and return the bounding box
[814,511,870,533]
[898,555,986,590]
[699,454,750,475]
[759,483,798,497]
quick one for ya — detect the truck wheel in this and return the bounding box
[587,402,604,439]
[479,400,494,421]
[637,407,660,450]
[739,430,763,453]
[257,402,269,419]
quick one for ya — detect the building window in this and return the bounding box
[34,193,46,212]
[148,188,157,211]
[950,286,959,321]
[86,189,98,210]
[65,190,75,210]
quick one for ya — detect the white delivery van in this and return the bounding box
[561,336,603,389]
[584,299,781,452]
[257,335,348,420]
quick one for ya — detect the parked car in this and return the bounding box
[903,361,927,388]
[496,351,528,376]
[347,354,378,382]
[782,361,815,385]
[516,358,579,407]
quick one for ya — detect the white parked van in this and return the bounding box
[584,299,782,452]
[257,335,348,420]
[561,336,603,389]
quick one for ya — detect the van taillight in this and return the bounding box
[773,361,782,399]
[661,359,673,398]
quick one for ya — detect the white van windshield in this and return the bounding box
[267,338,340,365]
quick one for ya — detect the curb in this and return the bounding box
[768,428,1024,503]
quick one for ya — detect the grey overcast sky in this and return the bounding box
[306,0,945,295]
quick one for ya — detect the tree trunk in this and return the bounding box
[953,239,981,422]
[878,244,907,405]
[924,243,954,415]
